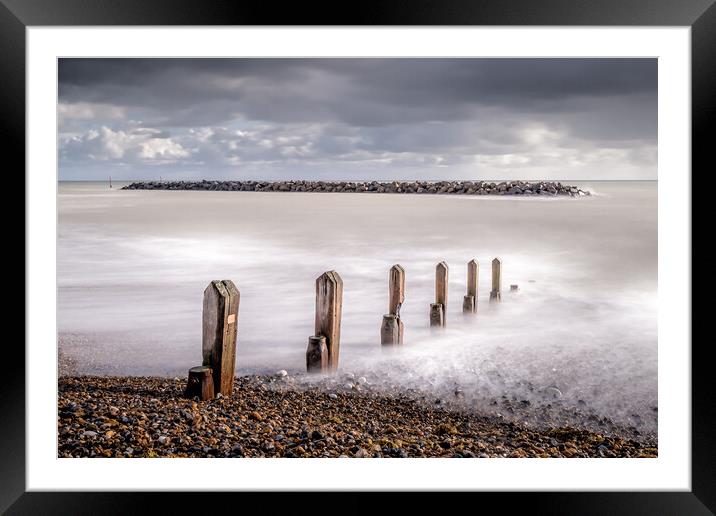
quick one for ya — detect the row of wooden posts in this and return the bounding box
[185,258,507,401]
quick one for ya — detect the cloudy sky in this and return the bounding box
[58,58,657,181]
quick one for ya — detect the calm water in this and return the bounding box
[58,181,657,436]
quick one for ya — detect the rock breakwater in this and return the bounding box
[122,180,590,196]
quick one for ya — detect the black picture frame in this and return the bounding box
[4,0,710,513]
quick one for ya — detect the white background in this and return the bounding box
[27,27,690,490]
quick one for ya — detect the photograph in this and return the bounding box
[56,57,659,459]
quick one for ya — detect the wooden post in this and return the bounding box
[429,303,444,327]
[432,261,448,326]
[381,314,402,346]
[462,295,475,313]
[490,258,502,302]
[315,271,343,372]
[306,335,328,373]
[382,264,405,346]
[388,264,405,316]
[185,365,214,401]
[202,280,240,396]
[463,259,478,313]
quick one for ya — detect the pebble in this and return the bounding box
[544,387,563,399]
[57,375,655,459]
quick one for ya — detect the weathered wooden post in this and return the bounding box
[306,335,328,372]
[381,264,405,346]
[314,271,343,372]
[202,280,240,396]
[490,258,502,302]
[429,303,444,327]
[381,315,401,346]
[430,261,448,327]
[185,366,214,401]
[388,264,405,316]
[463,259,478,313]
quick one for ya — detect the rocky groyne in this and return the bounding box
[122,180,590,196]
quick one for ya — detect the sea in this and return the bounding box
[58,180,657,438]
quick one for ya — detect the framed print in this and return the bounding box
[6,0,711,512]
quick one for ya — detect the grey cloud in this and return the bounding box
[59,59,656,127]
[58,58,657,181]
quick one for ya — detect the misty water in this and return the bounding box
[58,181,657,439]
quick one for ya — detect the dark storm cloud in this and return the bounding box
[58,58,657,180]
[59,58,655,125]
[59,58,656,102]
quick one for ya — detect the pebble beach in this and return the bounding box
[58,374,657,459]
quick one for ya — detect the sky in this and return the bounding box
[58,58,657,181]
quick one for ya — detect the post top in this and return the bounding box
[317,270,343,284]
[492,257,502,265]
[204,279,239,297]
[221,279,239,296]
[468,258,478,266]
[436,261,448,271]
[390,264,405,273]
